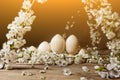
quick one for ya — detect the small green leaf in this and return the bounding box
[96,66,105,71]
[10,45,14,49]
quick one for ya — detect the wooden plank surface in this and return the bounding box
[0,63,119,80]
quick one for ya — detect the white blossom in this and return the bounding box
[106,31,116,40]
[98,72,109,79]
[94,65,100,70]
[78,49,89,58]
[63,68,72,76]
[22,0,32,10]
[109,70,120,78]
[82,66,89,72]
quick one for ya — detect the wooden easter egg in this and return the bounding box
[38,41,51,52]
[50,34,65,53]
[66,35,80,55]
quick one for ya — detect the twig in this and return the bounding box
[5,64,42,70]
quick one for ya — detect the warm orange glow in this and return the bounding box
[0,0,120,49]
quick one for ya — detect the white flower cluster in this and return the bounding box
[107,39,120,55]
[106,57,120,78]
[29,50,88,67]
[22,0,32,10]
[83,0,120,78]
[16,48,97,67]
[83,0,120,47]
[0,0,36,63]
[74,49,89,64]
[83,0,103,46]
[17,46,37,63]
[84,47,102,64]
[0,47,88,67]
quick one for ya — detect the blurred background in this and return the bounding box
[0,0,120,49]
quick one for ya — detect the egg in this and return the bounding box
[38,41,51,52]
[66,35,80,55]
[50,34,65,53]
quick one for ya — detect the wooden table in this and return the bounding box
[0,63,119,80]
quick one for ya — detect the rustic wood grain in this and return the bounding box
[0,63,119,80]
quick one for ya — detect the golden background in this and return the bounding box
[0,0,119,49]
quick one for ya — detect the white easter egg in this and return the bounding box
[50,34,65,53]
[38,41,51,52]
[66,35,80,55]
